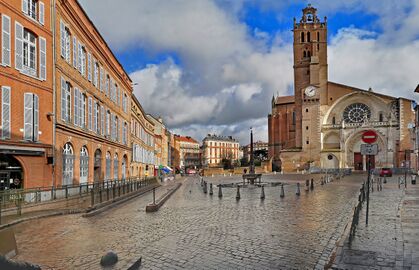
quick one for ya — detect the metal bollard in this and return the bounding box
[305,180,309,192]
[65,186,68,199]
[209,183,213,195]
[296,183,301,196]
[203,182,208,194]
[260,185,265,200]
[218,185,223,198]
[280,184,285,198]
[320,177,324,186]
[91,189,94,206]
[236,185,241,200]
[310,179,314,190]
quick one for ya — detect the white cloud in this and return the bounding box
[79,0,419,144]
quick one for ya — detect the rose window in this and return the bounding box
[342,103,371,123]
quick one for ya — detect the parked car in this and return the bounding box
[379,168,392,177]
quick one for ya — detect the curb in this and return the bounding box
[0,208,85,230]
[83,184,159,217]
[146,183,182,212]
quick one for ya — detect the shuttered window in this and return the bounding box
[2,15,11,66]
[87,53,92,81]
[60,20,65,57]
[1,86,11,139]
[106,110,110,136]
[93,101,97,133]
[74,88,79,126]
[100,106,105,136]
[39,37,46,80]
[94,61,99,87]
[23,93,39,141]
[15,22,23,70]
[99,67,104,91]
[39,1,45,25]
[77,42,82,73]
[72,36,77,68]
[60,77,71,122]
[88,97,92,130]
[80,93,86,128]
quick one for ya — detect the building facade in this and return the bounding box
[131,95,155,178]
[243,141,268,162]
[268,5,416,172]
[147,115,169,168]
[202,135,240,167]
[175,135,200,169]
[55,0,132,185]
[0,0,53,189]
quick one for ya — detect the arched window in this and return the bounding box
[105,152,111,180]
[113,154,119,180]
[332,116,336,125]
[307,32,311,42]
[80,146,88,184]
[62,143,74,186]
[317,31,320,42]
[307,51,311,57]
[379,112,384,122]
[301,32,305,43]
[303,51,307,58]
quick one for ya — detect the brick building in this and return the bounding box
[0,0,53,189]
[268,5,416,172]
[54,0,132,185]
[131,94,155,178]
[202,134,240,167]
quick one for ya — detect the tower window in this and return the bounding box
[307,51,311,57]
[379,113,383,122]
[292,111,296,125]
[306,126,309,130]
[301,32,305,43]
[332,117,336,125]
[306,140,309,145]
[317,32,320,42]
[306,108,308,112]
[307,32,311,42]
[303,51,307,58]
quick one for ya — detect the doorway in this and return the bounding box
[0,154,24,189]
[354,152,363,170]
[94,149,102,182]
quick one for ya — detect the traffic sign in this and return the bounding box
[362,130,377,144]
[361,144,378,155]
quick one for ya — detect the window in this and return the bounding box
[379,112,384,122]
[301,32,304,43]
[343,103,371,123]
[306,108,308,112]
[74,88,79,126]
[105,74,110,96]
[100,106,105,136]
[60,21,71,63]
[317,31,320,42]
[292,111,296,125]
[62,143,74,186]
[93,60,99,87]
[87,53,92,81]
[80,146,88,184]
[123,93,128,113]
[23,0,38,20]
[2,15,11,66]
[60,77,71,122]
[23,29,37,75]
[88,97,92,130]
[106,110,110,136]
[80,45,86,76]
[113,154,119,179]
[306,126,309,130]
[93,101,98,132]
[105,152,111,180]
[1,86,11,139]
[72,36,77,68]
[100,67,104,91]
[307,32,311,42]
[123,122,127,145]
[332,116,336,125]
[95,102,100,134]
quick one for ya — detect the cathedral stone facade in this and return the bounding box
[268,5,417,172]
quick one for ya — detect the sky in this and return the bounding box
[79,0,419,145]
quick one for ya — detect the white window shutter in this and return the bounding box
[24,93,33,140]
[61,77,67,121]
[78,90,83,127]
[87,53,92,81]
[39,2,45,25]
[73,36,77,68]
[1,86,11,139]
[39,37,46,80]
[2,15,11,66]
[22,0,28,14]
[88,97,92,130]
[15,22,23,70]
[100,67,104,91]
[60,20,65,57]
[33,94,39,141]
[74,88,79,126]
[101,106,104,136]
[78,42,82,72]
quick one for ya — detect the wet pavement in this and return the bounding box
[12,174,365,269]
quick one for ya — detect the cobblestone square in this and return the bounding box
[11,174,366,269]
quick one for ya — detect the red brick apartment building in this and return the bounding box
[0,0,53,189]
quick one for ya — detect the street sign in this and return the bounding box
[362,130,377,144]
[361,144,378,155]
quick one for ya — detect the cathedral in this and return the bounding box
[268,5,417,172]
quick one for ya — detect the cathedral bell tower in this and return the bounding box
[292,4,328,148]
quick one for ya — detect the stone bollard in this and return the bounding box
[310,179,314,190]
[218,185,223,198]
[296,183,301,196]
[305,179,309,192]
[260,185,265,200]
[203,182,208,194]
[280,184,285,198]
[100,251,118,267]
[236,185,241,200]
[209,183,213,195]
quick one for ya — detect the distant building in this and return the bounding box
[175,135,200,169]
[243,141,268,161]
[147,115,169,167]
[202,135,240,167]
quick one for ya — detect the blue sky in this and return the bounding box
[79,0,419,144]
